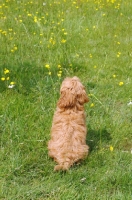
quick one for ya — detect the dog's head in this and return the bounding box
[58,76,89,108]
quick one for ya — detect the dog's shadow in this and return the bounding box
[87,127,112,152]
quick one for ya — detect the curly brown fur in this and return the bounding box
[48,76,89,171]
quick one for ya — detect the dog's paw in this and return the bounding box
[54,164,69,171]
[54,165,63,171]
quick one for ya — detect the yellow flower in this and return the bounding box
[4,69,10,74]
[117,52,121,57]
[48,72,51,75]
[14,46,17,50]
[45,64,50,69]
[90,103,94,107]
[119,82,124,86]
[6,77,10,80]
[49,38,56,45]
[88,94,93,97]
[61,39,66,43]
[10,82,16,85]
[110,146,114,152]
[58,64,61,68]
[34,16,37,22]
[1,77,5,81]
[89,54,92,58]
[57,73,61,77]
[113,74,116,78]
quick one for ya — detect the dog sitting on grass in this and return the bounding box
[48,76,89,171]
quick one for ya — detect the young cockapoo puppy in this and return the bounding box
[48,76,89,171]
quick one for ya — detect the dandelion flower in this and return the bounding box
[113,74,116,78]
[48,72,51,75]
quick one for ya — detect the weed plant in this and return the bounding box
[0,0,132,199]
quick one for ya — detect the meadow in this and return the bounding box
[0,0,132,199]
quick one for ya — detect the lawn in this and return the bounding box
[0,0,132,199]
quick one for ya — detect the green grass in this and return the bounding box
[0,0,132,199]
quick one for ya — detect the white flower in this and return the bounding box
[8,85,15,88]
[127,101,132,106]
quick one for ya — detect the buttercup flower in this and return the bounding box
[45,64,50,69]
[119,82,124,86]
[89,54,92,58]
[1,77,5,81]
[4,69,10,74]
[61,39,66,43]
[58,64,61,68]
[113,74,116,78]
[110,146,114,152]
[57,73,61,77]
[10,82,16,85]
[90,103,94,107]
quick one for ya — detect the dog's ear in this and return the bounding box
[77,87,89,104]
[58,88,76,108]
